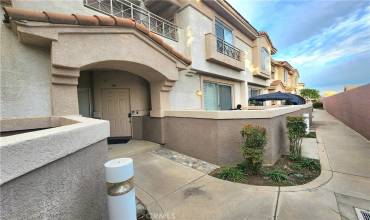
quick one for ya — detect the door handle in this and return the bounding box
[128,113,132,118]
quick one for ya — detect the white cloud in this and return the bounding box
[275,4,370,68]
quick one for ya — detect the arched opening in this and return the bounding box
[76,61,169,140]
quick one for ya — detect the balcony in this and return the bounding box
[253,71,270,79]
[84,0,179,41]
[205,33,245,71]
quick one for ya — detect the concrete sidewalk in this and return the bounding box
[113,110,370,220]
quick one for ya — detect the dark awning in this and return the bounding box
[249,91,306,105]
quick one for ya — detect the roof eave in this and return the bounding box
[203,0,259,40]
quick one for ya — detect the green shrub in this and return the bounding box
[217,167,245,182]
[236,161,248,172]
[290,162,302,170]
[264,169,288,183]
[292,158,320,171]
[313,101,323,109]
[287,116,306,160]
[241,124,267,175]
[300,88,320,101]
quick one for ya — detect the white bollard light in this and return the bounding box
[105,158,136,220]
[303,113,310,135]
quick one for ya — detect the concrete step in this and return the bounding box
[108,140,161,159]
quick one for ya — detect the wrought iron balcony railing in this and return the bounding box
[216,38,241,61]
[84,0,179,41]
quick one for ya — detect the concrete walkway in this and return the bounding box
[110,110,370,220]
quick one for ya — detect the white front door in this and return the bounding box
[101,88,131,137]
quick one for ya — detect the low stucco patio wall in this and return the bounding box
[323,84,370,140]
[0,116,110,219]
[140,104,312,166]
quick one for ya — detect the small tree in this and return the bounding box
[241,124,267,175]
[300,88,320,101]
[287,116,306,160]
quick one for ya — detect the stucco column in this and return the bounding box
[240,81,249,108]
[51,67,80,116]
[150,81,172,117]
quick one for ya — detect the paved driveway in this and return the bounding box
[117,110,370,220]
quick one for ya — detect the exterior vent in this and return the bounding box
[355,208,370,220]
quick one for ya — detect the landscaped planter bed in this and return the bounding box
[210,115,320,186]
[210,156,321,186]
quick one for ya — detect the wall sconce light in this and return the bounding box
[196,90,203,96]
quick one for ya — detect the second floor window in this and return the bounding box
[260,47,269,72]
[216,20,233,44]
[284,69,288,84]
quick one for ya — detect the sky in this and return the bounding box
[228,0,370,93]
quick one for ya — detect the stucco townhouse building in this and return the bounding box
[1,0,278,139]
[1,1,313,217]
[1,0,313,170]
[269,59,301,95]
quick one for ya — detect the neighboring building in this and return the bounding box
[2,0,277,138]
[270,59,300,94]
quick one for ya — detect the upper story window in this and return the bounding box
[260,47,270,72]
[214,20,241,61]
[215,20,233,44]
[284,69,288,84]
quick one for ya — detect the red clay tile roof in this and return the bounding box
[270,80,283,87]
[272,59,295,71]
[2,6,191,65]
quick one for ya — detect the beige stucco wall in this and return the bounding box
[12,0,101,15]
[0,10,52,118]
[0,116,109,219]
[175,4,268,108]
[12,0,182,52]
[252,36,272,77]
[169,70,202,110]
[174,2,274,103]
[142,105,313,165]
[176,5,244,81]
[1,140,108,219]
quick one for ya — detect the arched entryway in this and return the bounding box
[6,17,190,140]
[78,67,151,139]
[48,29,187,116]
